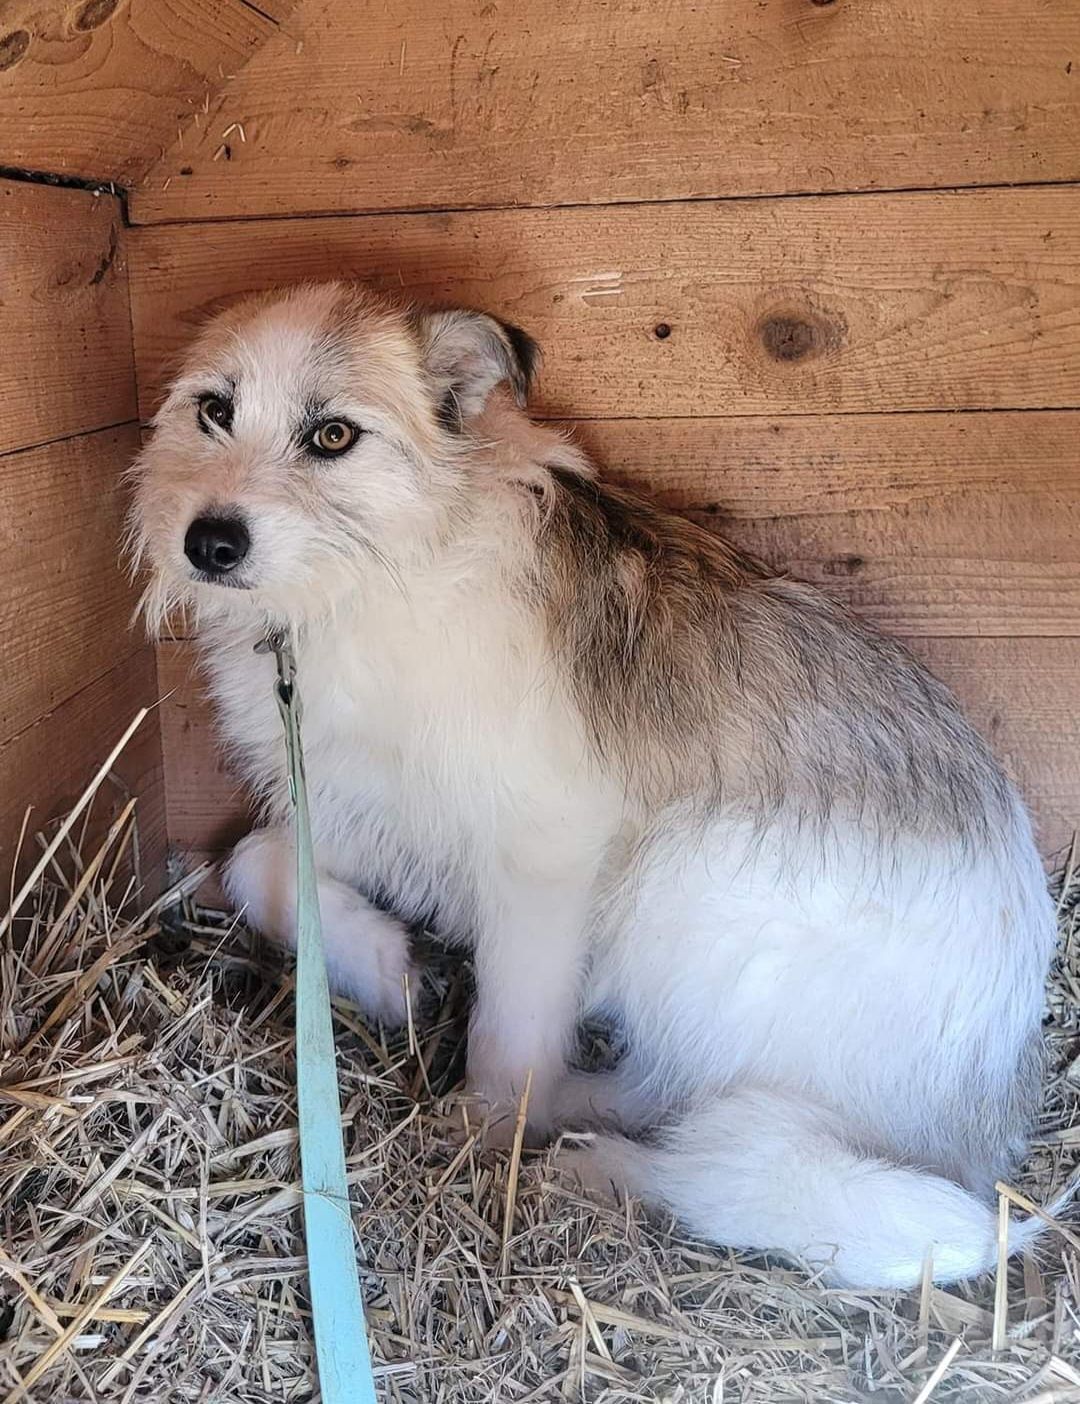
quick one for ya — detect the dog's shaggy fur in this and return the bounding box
[129,282,1055,1288]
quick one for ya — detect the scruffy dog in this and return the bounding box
[130,282,1055,1288]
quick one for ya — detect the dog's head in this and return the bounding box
[127,281,539,632]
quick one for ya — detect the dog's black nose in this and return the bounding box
[184,516,250,576]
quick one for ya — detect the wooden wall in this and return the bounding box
[101,0,1080,875]
[0,0,286,184]
[0,178,165,888]
[129,0,1080,220]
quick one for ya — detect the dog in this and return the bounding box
[129,281,1055,1288]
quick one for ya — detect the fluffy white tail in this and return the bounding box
[559,1086,1063,1289]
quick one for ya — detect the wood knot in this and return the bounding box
[0,29,30,70]
[74,0,120,32]
[823,554,865,577]
[760,315,821,363]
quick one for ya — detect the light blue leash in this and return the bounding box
[266,627,378,1404]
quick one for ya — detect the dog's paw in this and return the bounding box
[323,903,418,1028]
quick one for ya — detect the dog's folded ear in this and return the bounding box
[414,308,540,428]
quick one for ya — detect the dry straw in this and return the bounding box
[2,743,1080,1401]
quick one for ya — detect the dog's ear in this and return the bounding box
[414,309,540,429]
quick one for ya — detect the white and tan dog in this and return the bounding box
[130,282,1055,1288]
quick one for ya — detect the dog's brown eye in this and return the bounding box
[311,420,357,454]
[197,395,231,432]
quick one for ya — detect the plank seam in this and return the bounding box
[0,420,140,464]
[529,406,1080,426]
[0,645,150,753]
[236,0,281,24]
[127,176,1080,229]
[0,166,128,214]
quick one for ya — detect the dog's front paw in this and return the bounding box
[321,901,418,1028]
[459,1081,553,1150]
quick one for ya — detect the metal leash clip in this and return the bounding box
[256,627,299,714]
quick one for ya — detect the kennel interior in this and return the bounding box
[2,1,1080,1399]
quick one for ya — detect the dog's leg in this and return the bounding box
[224,826,415,1026]
[466,874,592,1144]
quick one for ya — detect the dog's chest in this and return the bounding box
[296,636,589,846]
[211,615,604,892]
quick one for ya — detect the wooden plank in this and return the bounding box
[0,0,288,184]
[0,180,168,892]
[155,642,256,854]
[0,181,135,453]
[154,630,1079,873]
[0,648,167,890]
[916,639,1079,862]
[130,0,1080,224]
[128,187,1080,422]
[575,411,1080,639]
[0,425,142,741]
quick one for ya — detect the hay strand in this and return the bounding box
[997,1179,1080,1257]
[2,1240,153,1403]
[910,1336,963,1404]
[501,1070,533,1278]
[0,708,146,939]
[993,1190,1011,1352]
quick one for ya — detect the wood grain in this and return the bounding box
[0,425,143,741]
[0,179,168,887]
[130,0,1080,223]
[0,647,167,890]
[154,631,1079,871]
[128,188,1080,421]
[918,639,1079,861]
[0,181,135,453]
[0,0,287,184]
[155,642,256,854]
[577,411,1080,639]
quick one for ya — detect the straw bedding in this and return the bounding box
[2,792,1080,1403]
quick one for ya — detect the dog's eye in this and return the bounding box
[197,395,232,433]
[310,420,358,455]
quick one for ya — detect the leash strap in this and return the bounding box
[269,629,378,1404]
